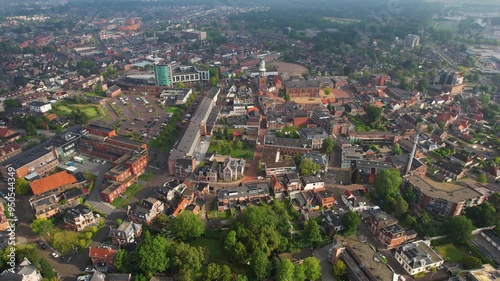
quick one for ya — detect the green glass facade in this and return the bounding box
[154,64,171,86]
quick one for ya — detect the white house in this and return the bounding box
[341,190,378,212]
[394,240,444,275]
[29,101,52,113]
[0,258,42,281]
[300,176,324,191]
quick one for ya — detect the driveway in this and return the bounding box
[313,244,335,281]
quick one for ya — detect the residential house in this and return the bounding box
[221,158,245,181]
[322,210,344,235]
[430,160,465,180]
[395,240,444,275]
[0,258,42,281]
[127,197,164,225]
[29,101,52,113]
[0,143,22,163]
[64,204,95,231]
[299,127,328,149]
[315,188,335,208]
[270,175,286,198]
[341,189,376,213]
[0,127,21,143]
[88,247,117,268]
[194,182,209,200]
[108,220,142,245]
[450,153,474,167]
[216,183,270,211]
[455,264,500,281]
[300,176,324,191]
[283,171,302,194]
[365,209,415,249]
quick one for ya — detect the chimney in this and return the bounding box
[275,149,280,163]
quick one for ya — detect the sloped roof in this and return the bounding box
[30,171,77,195]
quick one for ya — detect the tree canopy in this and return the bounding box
[373,169,403,201]
[465,202,497,228]
[203,263,232,281]
[322,137,334,155]
[299,158,320,176]
[15,178,31,195]
[342,211,361,236]
[303,257,322,281]
[444,216,475,244]
[276,260,295,281]
[30,218,53,235]
[365,105,383,125]
[137,233,170,277]
[171,242,205,278]
[172,211,205,241]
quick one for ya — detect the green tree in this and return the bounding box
[235,274,248,281]
[342,211,361,236]
[417,79,429,92]
[137,233,170,277]
[294,264,306,281]
[155,213,170,228]
[232,242,248,264]
[251,250,269,280]
[52,231,79,254]
[177,82,186,89]
[15,178,31,195]
[476,173,488,183]
[4,99,21,108]
[324,87,332,95]
[276,260,295,281]
[462,256,482,269]
[303,257,321,281]
[393,196,409,218]
[373,169,402,201]
[304,220,323,246]
[465,202,497,227]
[30,218,53,235]
[392,143,403,155]
[235,140,243,150]
[479,93,490,106]
[488,193,500,210]
[203,263,232,281]
[25,121,37,135]
[172,211,204,241]
[365,105,382,125]
[299,158,320,176]
[444,216,475,244]
[332,259,347,277]
[115,218,123,227]
[114,249,132,273]
[171,242,205,277]
[224,230,237,252]
[322,137,334,155]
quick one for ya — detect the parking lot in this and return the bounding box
[59,155,112,176]
[101,92,173,142]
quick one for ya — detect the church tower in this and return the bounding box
[258,59,267,91]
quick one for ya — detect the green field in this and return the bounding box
[51,101,103,120]
[207,142,254,160]
[435,243,468,263]
[111,183,143,208]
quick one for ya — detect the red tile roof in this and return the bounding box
[0,128,17,138]
[30,171,77,195]
[89,247,117,259]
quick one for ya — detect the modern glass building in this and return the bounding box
[153,63,172,87]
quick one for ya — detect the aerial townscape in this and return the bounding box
[0,0,500,280]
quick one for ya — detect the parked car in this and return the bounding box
[77,275,90,281]
[85,267,96,273]
[51,252,59,258]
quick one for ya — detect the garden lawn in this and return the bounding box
[111,183,143,208]
[435,243,468,263]
[55,105,72,113]
[78,106,100,119]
